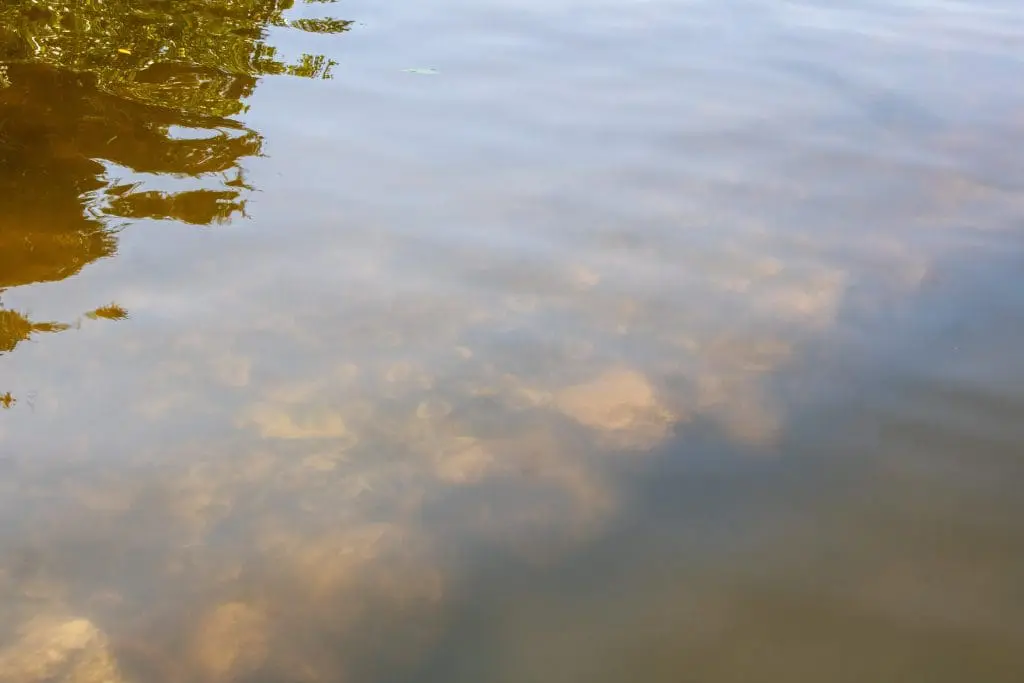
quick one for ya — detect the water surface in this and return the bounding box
[1,1,1023,681]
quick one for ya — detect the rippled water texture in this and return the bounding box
[2,1,1023,681]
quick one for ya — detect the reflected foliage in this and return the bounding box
[0,297,129,408]
[0,308,69,354]
[86,303,130,321]
[0,0,349,292]
[0,0,349,114]
[0,299,130,356]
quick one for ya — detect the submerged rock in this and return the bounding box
[0,616,127,683]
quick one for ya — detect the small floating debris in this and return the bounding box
[402,67,439,75]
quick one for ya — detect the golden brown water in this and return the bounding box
[1,1,1024,681]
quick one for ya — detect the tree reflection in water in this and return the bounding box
[0,0,351,400]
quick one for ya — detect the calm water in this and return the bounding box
[2,1,1024,681]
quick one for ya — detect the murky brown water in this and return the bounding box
[2,1,1024,681]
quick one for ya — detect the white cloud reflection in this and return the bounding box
[4,0,1017,676]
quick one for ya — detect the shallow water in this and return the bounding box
[1,1,1023,681]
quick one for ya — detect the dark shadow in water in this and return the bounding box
[0,0,352,395]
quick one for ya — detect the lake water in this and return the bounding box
[2,1,1023,681]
